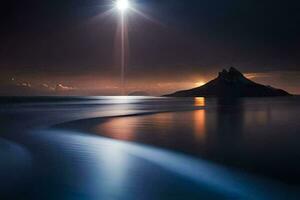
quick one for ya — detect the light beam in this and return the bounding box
[115,0,131,95]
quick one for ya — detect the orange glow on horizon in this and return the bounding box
[195,81,206,87]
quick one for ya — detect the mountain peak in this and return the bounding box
[165,67,291,97]
[218,67,246,82]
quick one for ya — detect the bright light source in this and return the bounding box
[116,0,130,12]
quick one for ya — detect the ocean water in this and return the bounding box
[0,96,299,199]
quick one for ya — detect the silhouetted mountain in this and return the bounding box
[166,67,291,97]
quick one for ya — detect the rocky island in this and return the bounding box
[166,67,291,97]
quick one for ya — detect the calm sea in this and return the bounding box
[0,96,299,199]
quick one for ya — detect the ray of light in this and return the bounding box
[87,0,163,95]
[121,12,126,95]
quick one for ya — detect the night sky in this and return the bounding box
[1,0,300,95]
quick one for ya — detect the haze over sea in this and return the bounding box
[0,96,300,199]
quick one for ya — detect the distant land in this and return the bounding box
[166,67,291,97]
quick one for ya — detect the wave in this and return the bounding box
[30,129,297,200]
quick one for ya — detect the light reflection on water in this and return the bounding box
[92,97,300,184]
[194,109,206,142]
[97,117,139,140]
[194,97,206,107]
[1,96,300,199]
[29,130,294,200]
